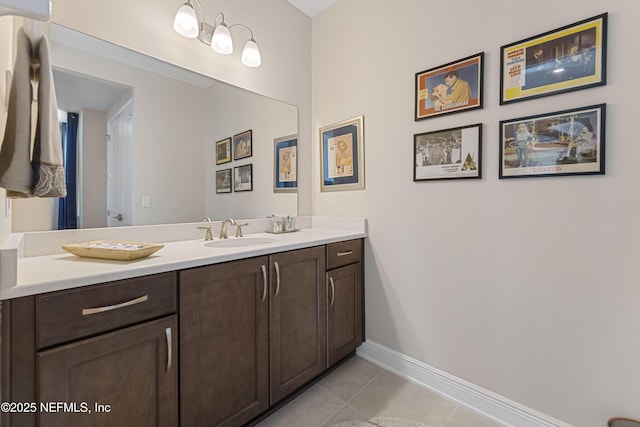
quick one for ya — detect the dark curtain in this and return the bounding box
[57,112,78,230]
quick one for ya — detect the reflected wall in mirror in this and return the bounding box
[12,23,297,232]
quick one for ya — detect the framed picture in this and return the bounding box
[320,116,364,192]
[414,123,482,181]
[215,137,231,165]
[215,169,232,193]
[274,135,297,193]
[234,164,253,192]
[500,13,607,105]
[499,103,605,179]
[415,52,484,121]
[233,130,252,160]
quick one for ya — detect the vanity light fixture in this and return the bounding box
[172,0,262,67]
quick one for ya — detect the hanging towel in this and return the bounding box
[0,29,33,197]
[0,27,66,198]
[31,32,66,197]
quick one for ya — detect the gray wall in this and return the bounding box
[312,1,638,426]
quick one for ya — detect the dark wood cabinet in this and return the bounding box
[37,316,178,427]
[36,272,176,349]
[269,246,326,404]
[179,247,327,422]
[2,239,364,427]
[0,272,178,427]
[180,257,270,427]
[326,239,364,367]
[327,262,363,366]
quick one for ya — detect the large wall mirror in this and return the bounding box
[12,23,297,232]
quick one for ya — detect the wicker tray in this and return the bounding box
[62,240,164,261]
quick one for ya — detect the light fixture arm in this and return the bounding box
[228,23,255,40]
[190,0,207,26]
[213,12,226,27]
[197,22,214,46]
[196,11,227,47]
[226,23,261,67]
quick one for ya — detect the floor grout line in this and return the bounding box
[316,399,348,427]
[315,363,385,427]
[344,368,385,405]
[260,357,504,427]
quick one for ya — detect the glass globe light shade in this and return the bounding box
[211,23,233,54]
[173,2,199,38]
[241,39,261,67]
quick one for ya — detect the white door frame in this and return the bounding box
[106,101,133,227]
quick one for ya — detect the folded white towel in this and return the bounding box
[31,31,66,197]
[0,29,33,196]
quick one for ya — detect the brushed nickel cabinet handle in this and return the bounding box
[329,277,335,307]
[81,295,148,316]
[261,265,267,302]
[165,327,172,373]
[274,261,280,297]
[337,250,354,257]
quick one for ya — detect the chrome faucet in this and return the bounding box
[219,218,237,239]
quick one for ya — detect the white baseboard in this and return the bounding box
[356,341,573,427]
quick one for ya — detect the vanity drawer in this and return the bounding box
[37,272,177,349]
[326,239,362,270]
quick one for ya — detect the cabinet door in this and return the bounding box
[327,262,363,367]
[37,316,178,427]
[269,246,326,404]
[180,257,269,427]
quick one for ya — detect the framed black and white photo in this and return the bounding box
[215,169,232,193]
[414,123,482,181]
[499,104,606,178]
[234,164,253,192]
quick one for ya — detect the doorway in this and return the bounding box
[106,101,133,227]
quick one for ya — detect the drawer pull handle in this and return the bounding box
[337,250,354,257]
[81,295,149,316]
[329,277,335,307]
[261,265,267,302]
[165,327,172,373]
[274,261,281,297]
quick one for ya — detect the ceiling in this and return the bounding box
[53,69,131,113]
[287,0,337,17]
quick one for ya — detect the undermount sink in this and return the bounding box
[205,237,277,248]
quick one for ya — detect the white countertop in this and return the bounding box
[0,217,367,300]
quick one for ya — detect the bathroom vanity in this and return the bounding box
[0,217,366,427]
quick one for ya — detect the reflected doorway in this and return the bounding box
[107,101,133,227]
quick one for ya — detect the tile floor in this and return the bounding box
[255,356,505,427]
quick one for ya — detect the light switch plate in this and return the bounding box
[142,196,151,208]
